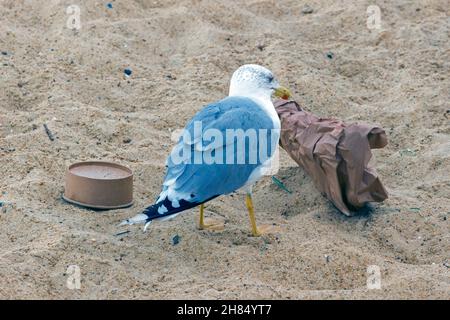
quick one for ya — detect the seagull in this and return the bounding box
[121,64,291,236]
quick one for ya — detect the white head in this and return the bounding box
[229,64,291,101]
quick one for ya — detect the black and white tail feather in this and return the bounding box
[119,197,206,232]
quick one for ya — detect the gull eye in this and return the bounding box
[267,75,274,82]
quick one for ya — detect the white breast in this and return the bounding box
[249,95,281,130]
[241,95,281,191]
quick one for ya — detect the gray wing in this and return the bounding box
[158,96,278,205]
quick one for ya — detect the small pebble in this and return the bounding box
[106,3,113,9]
[256,44,266,51]
[123,137,132,144]
[1,51,7,56]
[326,52,334,59]
[124,68,132,77]
[172,235,180,245]
[301,4,314,14]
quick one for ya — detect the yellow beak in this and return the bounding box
[273,86,292,100]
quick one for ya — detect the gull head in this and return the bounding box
[229,64,291,101]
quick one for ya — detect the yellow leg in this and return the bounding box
[198,204,224,231]
[245,193,281,236]
[199,204,205,229]
[245,194,261,237]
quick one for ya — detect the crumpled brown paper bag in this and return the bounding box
[275,100,388,216]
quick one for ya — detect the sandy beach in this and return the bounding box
[0,0,449,299]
